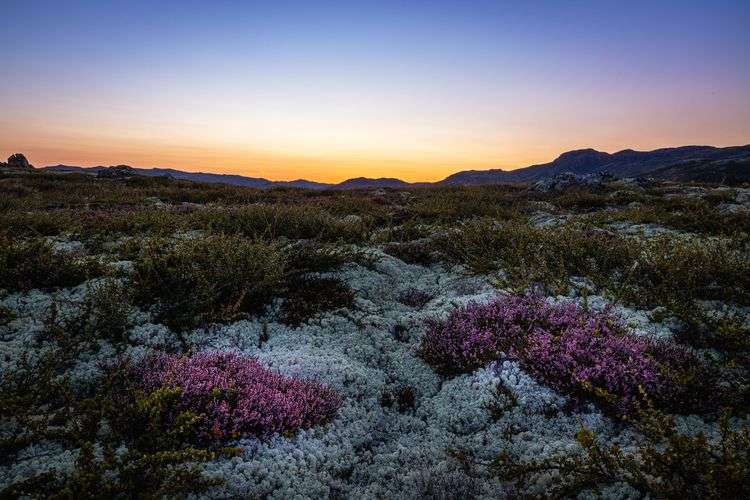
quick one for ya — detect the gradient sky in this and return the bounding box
[2,0,749,182]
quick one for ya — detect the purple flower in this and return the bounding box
[134,352,340,440]
[419,294,715,417]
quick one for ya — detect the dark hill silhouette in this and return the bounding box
[441,144,750,185]
[42,144,750,188]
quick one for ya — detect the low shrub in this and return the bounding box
[419,295,716,417]
[397,288,434,309]
[380,385,416,413]
[193,204,370,243]
[0,237,103,292]
[435,219,634,289]
[0,303,15,326]
[605,198,750,235]
[285,241,370,274]
[280,277,355,326]
[383,240,436,266]
[132,235,285,330]
[42,279,134,345]
[490,404,750,499]
[133,351,341,440]
[0,210,76,237]
[484,380,518,420]
[617,235,750,310]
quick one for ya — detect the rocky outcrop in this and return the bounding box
[97,165,137,179]
[6,153,32,169]
[533,171,615,192]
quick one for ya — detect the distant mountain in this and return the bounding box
[43,165,422,190]
[441,145,750,185]
[42,144,750,189]
[44,165,322,189]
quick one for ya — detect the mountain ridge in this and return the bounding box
[41,144,750,188]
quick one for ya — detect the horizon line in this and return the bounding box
[23,142,750,185]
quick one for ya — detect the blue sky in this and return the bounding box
[2,0,748,181]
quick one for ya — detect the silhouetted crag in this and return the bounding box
[4,153,33,169]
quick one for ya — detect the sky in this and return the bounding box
[1,0,749,183]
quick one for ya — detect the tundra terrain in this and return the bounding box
[1,168,749,498]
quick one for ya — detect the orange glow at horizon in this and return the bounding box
[4,114,749,183]
[4,133,749,184]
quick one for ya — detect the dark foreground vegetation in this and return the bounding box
[1,168,749,498]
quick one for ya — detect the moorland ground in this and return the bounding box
[1,169,749,498]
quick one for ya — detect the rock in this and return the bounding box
[735,189,750,205]
[6,153,32,169]
[717,203,749,214]
[144,196,167,207]
[527,201,557,212]
[528,212,571,228]
[97,165,136,179]
[342,214,363,223]
[533,171,615,192]
[619,176,656,188]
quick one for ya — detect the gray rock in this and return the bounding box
[533,171,615,192]
[736,189,750,205]
[97,165,136,179]
[717,203,749,214]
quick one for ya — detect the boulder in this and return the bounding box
[6,153,32,169]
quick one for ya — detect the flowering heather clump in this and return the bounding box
[398,288,434,309]
[420,294,716,417]
[419,294,546,376]
[134,352,340,440]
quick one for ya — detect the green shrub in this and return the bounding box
[383,240,436,266]
[285,241,371,274]
[484,381,518,420]
[488,404,750,499]
[602,199,750,235]
[616,235,750,309]
[0,303,15,326]
[43,279,134,345]
[280,277,355,326]
[132,235,285,330]
[379,385,416,413]
[0,210,76,237]
[0,237,104,292]
[191,204,370,242]
[405,185,524,222]
[436,219,634,291]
